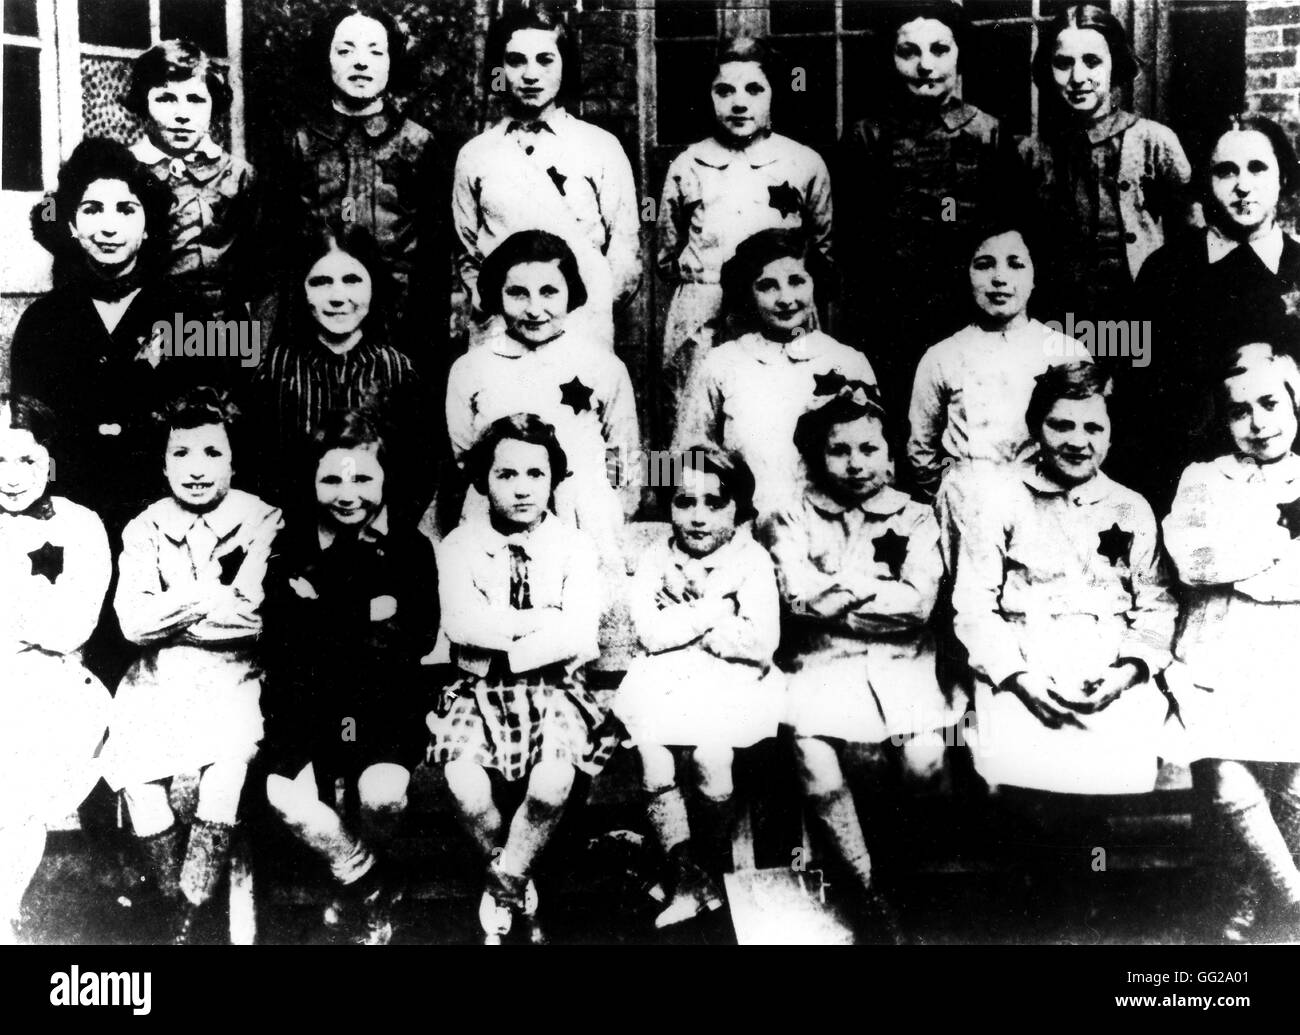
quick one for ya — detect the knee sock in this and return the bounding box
[179,820,234,908]
[645,784,691,858]
[1223,799,1300,908]
[694,793,735,876]
[497,794,565,880]
[0,818,47,925]
[359,804,406,854]
[810,787,873,892]
[137,825,183,900]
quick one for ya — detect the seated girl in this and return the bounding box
[429,414,620,944]
[261,408,440,946]
[99,387,283,944]
[616,447,784,929]
[0,395,113,943]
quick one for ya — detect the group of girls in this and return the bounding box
[3,0,1300,947]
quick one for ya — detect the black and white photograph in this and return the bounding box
[0,0,1296,1006]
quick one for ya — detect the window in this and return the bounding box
[0,0,241,293]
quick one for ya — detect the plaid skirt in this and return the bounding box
[427,671,622,784]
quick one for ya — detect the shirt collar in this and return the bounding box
[805,485,910,519]
[0,493,55,521]
[317,505,389,550]
[307,102,398,142]
[692,132,783,170]
[740,328,828,364]
[156,490,248,545]
[474,511,559,559]
[1206,223,1285,275]
[486,327,566,358]
[1082,108,1138,145]
[1020,461,1112,505]
[504,105,566,135]
[667,523,754,572]
[130,134,225,181]
[1218,451,1300,485]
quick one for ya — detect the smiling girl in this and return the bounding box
[657,35,833,402]
[453,3,640,349]
[430,414,621,943]
[100,387,283,944]
[1018,3,1190,318]
[0,395,113,943]
[125,39,258,316]
[1163,343,1300,942]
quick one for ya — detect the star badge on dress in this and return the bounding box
[218,546,247,586]
[872,528,909,579]
[559,376,594,414]
[28,541,64,584]
[813,370,848,397]
[1277,497,1300,539]
[1096,523,1134,566]
[546,166,568,196]
[768,182,801,218]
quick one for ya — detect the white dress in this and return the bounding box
[0,497,112,823]
[1162,452,1300,762]
[100,490,283,789]
[616,529,785,750]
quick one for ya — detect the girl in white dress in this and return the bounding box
[1163,342,1300,942]
[0,395,112,943]
[616,447,783,928]
[100,387,282,943]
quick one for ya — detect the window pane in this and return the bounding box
[1167,0,1246,167]
[78,0,150,49]
[3,0,38,37]
[843,2,896,33]
[963,22,1032,136]
[842,36,894,129]
[655,0,717,40]
[656,39,716,147]
[3,44,41,189]
[161,0,227,58]
[777,37,836,149]
[770,0,834,36]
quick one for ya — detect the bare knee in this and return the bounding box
[692,748,735,800]
[796,738,845,799]
[638,744,676,791]
[358,763,410,816]
[1210,759,1266,812]
[527,760,575,809]
[444,758,494,812]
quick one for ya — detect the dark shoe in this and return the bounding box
[654,845,723,930]
[1220,878,1263,945]
[171,900,202,946]
[481,859,527,945]
[357,868,405,947]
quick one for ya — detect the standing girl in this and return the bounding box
[0,395,113,943]
[762,391,951,941]
[261,408,439,946]
[907,221,1089,504]
[453,3,640,349]
[837,1,1004,421]
[286,2,444,360]
[615,447,784,929]
[430,415,621,944]
[124,39,259,316]
[445,230,639,561]
[1019,3,1191,319]
[675,228,874,519]
[99,388,283,943]
[1162,343,1300,942]
[658,36,832,400]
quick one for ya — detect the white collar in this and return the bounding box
[156,489,249,544]
[130,133,224,166]
[317,505,389,549]
[1206,224,1285,275]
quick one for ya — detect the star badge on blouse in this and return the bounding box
[1096,523,1134,567]
[546,166,568,196]
[218,546,247,586]
[559,376,594,415]
[1277,497,1300,539]
[768,182,801,218]
[872,528,909,579]
[813,370,848,397]
[28,541,64,584]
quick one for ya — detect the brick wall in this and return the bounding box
[1246,2,1300,233]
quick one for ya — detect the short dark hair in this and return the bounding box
[1025,361,1113,440]
[464,413,569,497]
[1201,114,1300,209]
[719,228,824,334]
[123,38,233,119]
[286,216,397,342]
[793,392,889,488]
[30,137,173,273]
[885,1,966,55]
[1032,3,1139,98]
[667,444,757,525]
[308,406,389,473]
[486,1,578,103]
[155,385,242,458]
[711,34,787,89]
[0,392,60,457]
[477,230,588,317]
[309,2,413,95]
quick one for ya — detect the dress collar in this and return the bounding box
[155,489,250,545]
[666,523,755,572]
[1020,461,1113,505]
[739,328,829,365]
[318,505,390,549]
[504,105,566,135]
[475,511,560,559]
[1081,108,1137,146]
[691,132,784,170]
[1206,223,1286,275]
[131,134,226,183]
[805,485,910,519]
[1216,451,1300,485]
[0,493,55,521]
[306,102,399,143]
